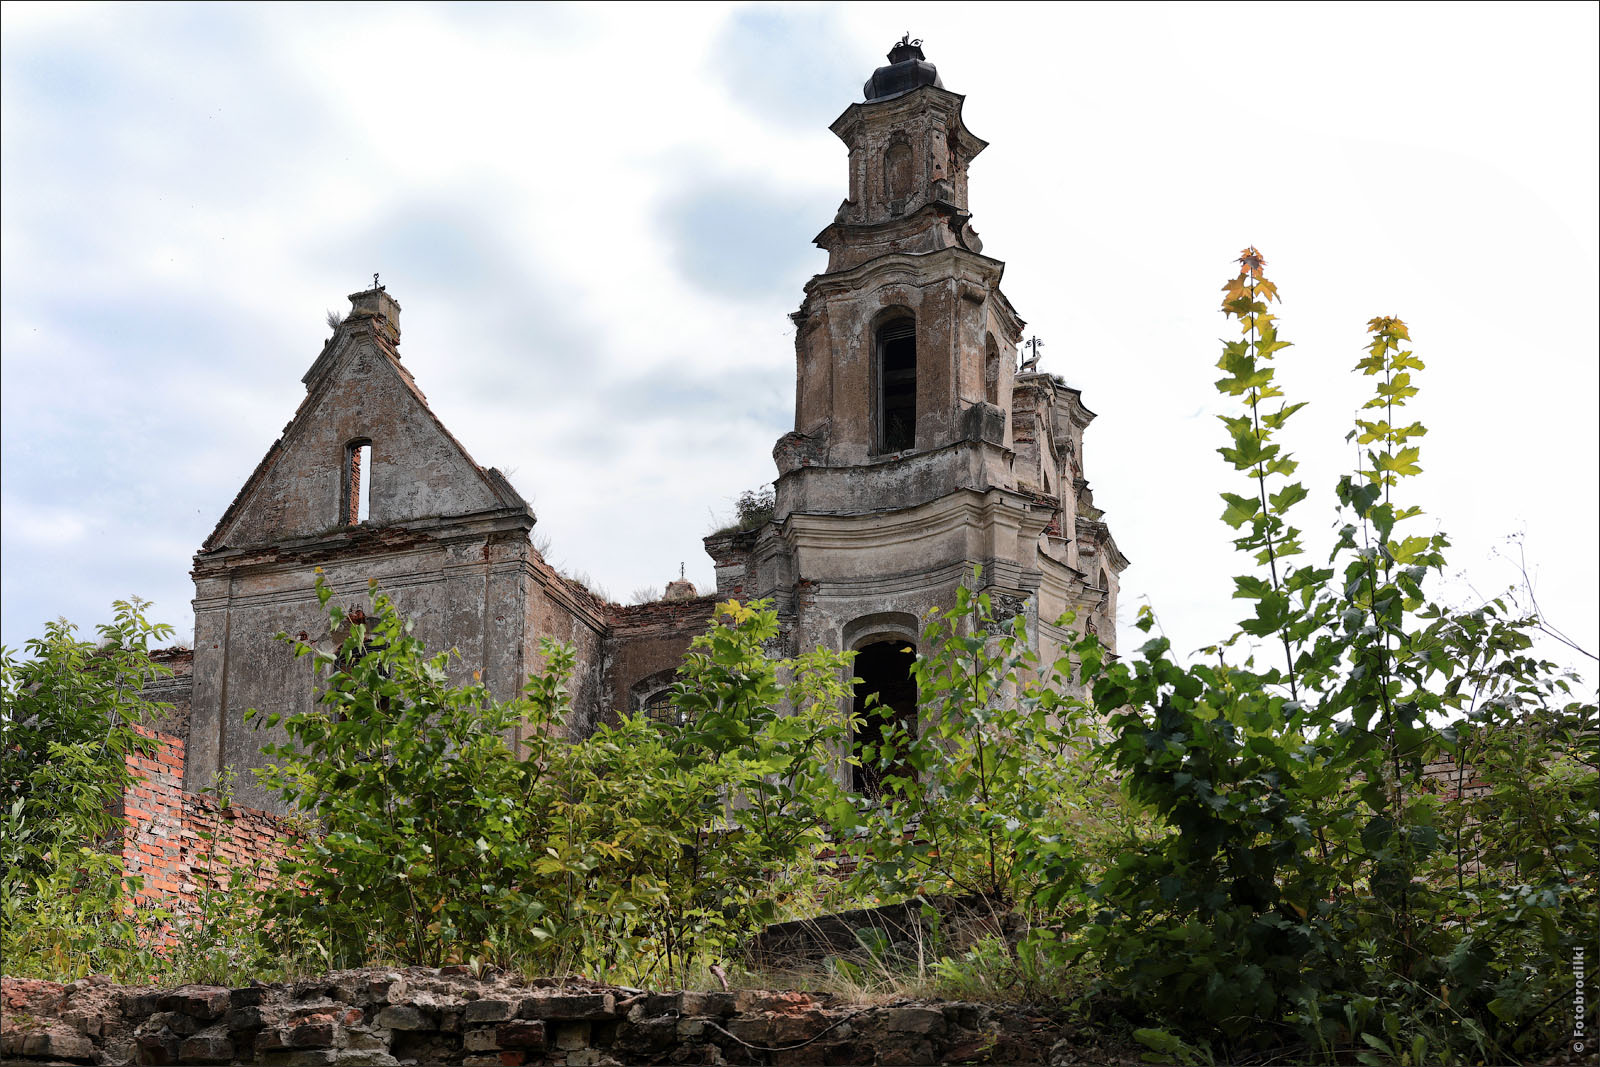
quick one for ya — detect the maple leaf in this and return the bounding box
[1366,315,1409,340]
[1237,245,1266,277]
[1221,274,1251,307]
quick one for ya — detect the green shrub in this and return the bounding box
[1055,250,1596,1064]
[0,600,173,981]
[254,581,853,983]
[835,584,1135,909]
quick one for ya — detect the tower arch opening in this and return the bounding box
[851,638,918,798]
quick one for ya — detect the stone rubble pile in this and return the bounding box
[1,969,1093,1066]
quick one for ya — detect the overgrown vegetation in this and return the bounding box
[711,485,775,536]
[247,581,854,984]
[1054,251,1596,1064]
[3,251,1592,1064]
[0,602,170,980]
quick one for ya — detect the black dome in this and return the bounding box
[863,35,943,101]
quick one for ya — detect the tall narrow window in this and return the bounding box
[984,333,1001,406]
[343,440,372,526]
[877,319,917,453]
[852,640,918,798]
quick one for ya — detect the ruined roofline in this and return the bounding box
[525,548,615,626]
[193,507,537,571]
[202,292,530,553]
[1015,371,1098,425]
[606,593,720,631]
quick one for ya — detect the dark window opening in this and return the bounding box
[985,334,1001,407]
[343,440,371,526]
[852,639,918,798]
[877,320,917,453]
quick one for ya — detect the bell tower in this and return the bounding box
[784,36,1017,468]
[706,38,1125,729]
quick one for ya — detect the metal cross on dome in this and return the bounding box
[1020,336,1045,371]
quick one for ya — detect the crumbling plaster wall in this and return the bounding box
[794,251,1014,467]
[207,312,510,550]
[188,524,540,812]
[186,289,628,811]
[519,555,610,741]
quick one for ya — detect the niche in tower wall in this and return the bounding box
[884,141,913,204]
[877,319,917,452]
[852,639,918,797]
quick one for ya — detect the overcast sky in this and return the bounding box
[3,2,1596,680]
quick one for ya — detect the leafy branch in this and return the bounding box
[1216,246,1305,702]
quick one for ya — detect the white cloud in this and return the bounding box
[2,1,1595,678]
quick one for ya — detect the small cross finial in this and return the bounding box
[1020,336,1045,372]
[679,561,685,580]
[372,272,382,292]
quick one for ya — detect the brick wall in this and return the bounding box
[120,728,296,911]
[1,969,1089,1066]
[1419,755,1492,801]
[600,595,718,726]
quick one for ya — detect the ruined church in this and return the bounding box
[144,39,1126,819]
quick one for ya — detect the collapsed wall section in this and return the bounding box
[599,595,719,726]
[120,728,296,912]
[0,969,1084,1066]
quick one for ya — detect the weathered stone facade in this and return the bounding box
[138,41,1125,825]
[705,40,1126,778]
[162,284,710,811]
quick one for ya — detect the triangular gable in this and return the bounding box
[204,315,527,552]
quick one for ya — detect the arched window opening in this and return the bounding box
[852,639,918,798]
[884,142,913,203]
[877,319,917,453]
[640,688,685,727]
[984,333,1001,406]
[343,440,372,526]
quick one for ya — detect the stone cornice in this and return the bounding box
[193,507,535,576]
[779,485,1051,556]
[811,198,970,253]
[802,246,1005,302]
[829,84,987,161]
